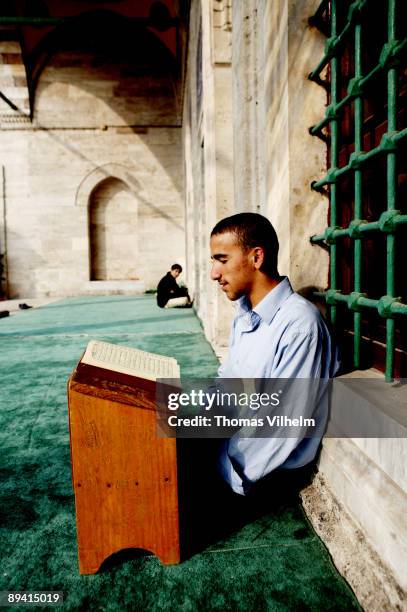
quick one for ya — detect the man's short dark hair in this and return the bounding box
[211,212,279,278]
[171,263,182,272]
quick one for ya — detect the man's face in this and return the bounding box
[210,232,254,301]
[171,269,181,278]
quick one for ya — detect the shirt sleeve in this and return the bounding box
[216,317,236,378]
[220,320,328,495]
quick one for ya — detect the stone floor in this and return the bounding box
[0,296,62,315]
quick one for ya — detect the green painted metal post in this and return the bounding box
[308,0,407,380]
[354,20,363,369]
[330,0,338,327]
[385,0,397,381]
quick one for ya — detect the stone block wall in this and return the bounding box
[232,0,329,292]
[183,0,235,353]
[183,0,328,350]
[0,39,184,297]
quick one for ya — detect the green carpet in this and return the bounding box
[0,296,360,611]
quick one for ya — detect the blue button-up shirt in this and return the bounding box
[218,277,338,495]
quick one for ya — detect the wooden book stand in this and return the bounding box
[68,362,180,574]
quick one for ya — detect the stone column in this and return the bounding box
[264,0,328,290]
[183,0,235,355]
[232,0,327,290]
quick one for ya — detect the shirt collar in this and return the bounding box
[236,276,293,326]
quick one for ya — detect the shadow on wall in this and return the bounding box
[6,230,46,298]
[89,177,139,281]
[297,285,355,376]
[76,164,184,289]
[297,286,327,318]
[0,9,187,296]
[29,9,183,195]
[76,163,184,232]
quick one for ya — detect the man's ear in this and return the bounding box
[252,247,264,269]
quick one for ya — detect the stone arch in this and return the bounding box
[75,163,142,208]
[30,9,180,127]
[88,175,138,281]
[75,163,184,291]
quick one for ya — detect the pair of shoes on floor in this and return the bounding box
[19,303,32,310]
[0,310,9,318]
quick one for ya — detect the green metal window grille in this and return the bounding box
[308,0,407,381]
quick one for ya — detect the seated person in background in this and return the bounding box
[156,264,192,308]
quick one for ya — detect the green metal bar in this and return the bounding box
[309,0,406,380]
[309,0,407,84]
[312,128,407,190]
[333,293,349,305]
[354,20,363,368]
[359,64,383,89]
[309,16,353,81]
[310,65,378,135]
[394,129,407,144]
[310,37,406,138]
[357,297,380,310]
[309,0,374,82]
[315,290,407,316]
[330,0,338,326]
[385,0,397,381]
[392,303,407,315]
[311,213,407,243]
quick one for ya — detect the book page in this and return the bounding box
[81,340,180,381]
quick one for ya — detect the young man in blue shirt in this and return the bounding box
[209,212,338,495]
[180,212,338,554]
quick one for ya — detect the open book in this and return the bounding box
[81,339,180,381]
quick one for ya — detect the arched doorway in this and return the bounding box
[89,177,138,281]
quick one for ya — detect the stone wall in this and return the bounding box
[183,0,329,347]
[0,34,184,297]
[232,0,329,291]
[183,0,235,353]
